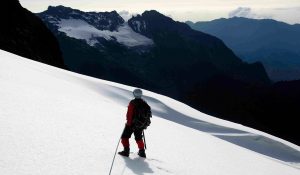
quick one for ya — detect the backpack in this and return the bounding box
[132,99,152,130]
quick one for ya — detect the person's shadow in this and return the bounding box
[120,156,154,175]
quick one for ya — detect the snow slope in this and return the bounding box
[57,19,154,47]
[0,49,300,175]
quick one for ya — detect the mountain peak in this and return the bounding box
[142,10,163,16]
[39,6,124,31]
[128,10,186,37]
[45,5,122,20]
[128,10,220,47]
[48,5,69,10]
[185,20,194,25]
[140,10,174,22]
[44,5,82,19]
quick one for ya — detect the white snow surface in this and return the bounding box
[57,18,153,47]
[0,49,300,175]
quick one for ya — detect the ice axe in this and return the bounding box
[143,131,147,150]
[109,126,125,175]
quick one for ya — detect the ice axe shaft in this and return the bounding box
[109,126,125,175]
[143,131,147,150]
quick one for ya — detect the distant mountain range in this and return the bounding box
[0,0,65,68]
[187,17,300,82]
[37,6,270,93]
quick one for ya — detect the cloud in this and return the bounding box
[272,7,300,24]
[118,10,137,21]
[228,7,270,19]
[227,7,300,24]
[274,7,300,11]
[229,7,251,18]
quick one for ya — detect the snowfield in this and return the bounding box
[58,19,154,47]
[0,49,300,175]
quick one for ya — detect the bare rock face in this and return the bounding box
[0,0,66,68]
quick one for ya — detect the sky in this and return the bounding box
[19,0,300,24]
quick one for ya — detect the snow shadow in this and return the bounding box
[143,96,300,165]
[120,156,154,175]
[85,82,300,165]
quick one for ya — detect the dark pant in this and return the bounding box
[121,125,145,150]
